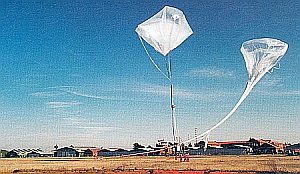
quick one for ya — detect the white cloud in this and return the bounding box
[132,83,233,101]
[260,77,282,87]
[259,90,300,96]
[47,101,81,108]
[62,89,116,100]
[63,117,84,125]
[178,89,231,100]
[31,91,64,97]
[253,76,300,96]
[77,126,115,133]
[186,68,234,78]
[132,84,170,97]
[54,86,127,101]
[44,81,235,105]
[282,90,300,95]
[62,117,116,133]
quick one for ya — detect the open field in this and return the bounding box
[0,155,299,173]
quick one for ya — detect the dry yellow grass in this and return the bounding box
[0,155,299,173]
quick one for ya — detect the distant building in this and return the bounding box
[54,146,99,157]
[207,140,250,148]
[54,147,79,157]
[5,149,45,158]
[6,150,19,158]
[189,146,250,155]
[285,143,300,156]
[249,138,285,154]
[0,150,8,158]
[27,151,53,158]
[27,151,41,158]
[75,147,99,157]
[98,148,130,157]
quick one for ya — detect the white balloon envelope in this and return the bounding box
[135,6,193,56]
[241,38,288,88]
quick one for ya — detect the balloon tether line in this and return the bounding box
[138,36,170,81]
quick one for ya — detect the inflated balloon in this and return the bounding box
[136,6,193,56]
[241,38,288,87]
[184,38,288,143]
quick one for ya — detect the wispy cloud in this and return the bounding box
[47,101,81,108]
[132,83,234,101]
[132,84,170,97]
[31,91,64,97]
[186,68,234,78]
[62,89,117,100]
[63,117,84,125]
[277,90,300,96]
[260,77,282,87]
[53,86,126,101]
[254,76,300,96]
[24,74,48,78]
[62,117,115,133]
[39,81,236,104]
[77,126,115,133]
[177,89,231,100]
[257,90,300,96]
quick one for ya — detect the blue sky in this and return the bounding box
[0,0,299,150]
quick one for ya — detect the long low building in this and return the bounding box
[189,146,252,155]
[5,149,52,158]
[54,146,99,157]
[97,148,156,157]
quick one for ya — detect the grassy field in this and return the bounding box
[0,155,299,173]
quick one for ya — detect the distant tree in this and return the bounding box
[194,141,206,148]
[133,143,145,150]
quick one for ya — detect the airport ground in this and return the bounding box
[0,155,299,174]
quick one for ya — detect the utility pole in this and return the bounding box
[195,128,198,145]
